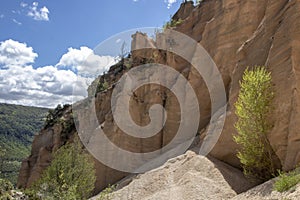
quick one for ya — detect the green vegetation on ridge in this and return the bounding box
[0,103,48,185]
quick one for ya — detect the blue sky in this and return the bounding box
[0,0,186,107]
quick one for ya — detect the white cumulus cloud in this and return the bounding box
[27,2,49,21]
[0,65,86,107]
[0,39,93,108]
[56,47,117,77]
[0,39,37,67]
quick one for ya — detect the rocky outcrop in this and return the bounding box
[172,1,194,21]
[192,0,300,171]
[131,0,300,171]
[17,105,75,188]
[18,0,300,196]
[17,104,128,194]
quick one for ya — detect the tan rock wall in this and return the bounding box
[17,0,300,194]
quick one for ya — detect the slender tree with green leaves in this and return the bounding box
[234,66,275,180]
[30,138,96,200]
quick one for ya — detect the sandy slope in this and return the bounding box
[91,150,256,200]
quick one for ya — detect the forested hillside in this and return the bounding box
[0,103,48,185]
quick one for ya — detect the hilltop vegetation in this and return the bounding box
[0,103,48,185]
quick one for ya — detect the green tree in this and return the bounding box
[31,138,96,199]
[0,146,5,174]
[234,66,275,180]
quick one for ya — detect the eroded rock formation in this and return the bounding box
[18,0,300,195]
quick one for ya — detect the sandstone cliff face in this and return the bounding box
[132,0,300,170]
[17,105,73,188]
[185,0,300,171]
[18,0,300,195]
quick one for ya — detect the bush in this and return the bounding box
[23,188,40,200]
[234,66,275,180]
[0,193,12,200]
[96,80,109,94]
[97,185,116,200]
[30,138,96,200]
[163,18,183,29]
[0,179,13,199]
[45,104,63,127]
[274,170,300,192]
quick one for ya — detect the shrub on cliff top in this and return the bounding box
[163,18,183,29]
[234,66,275,180]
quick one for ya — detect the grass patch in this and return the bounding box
[97,185,116,200]
[274,169,300,192]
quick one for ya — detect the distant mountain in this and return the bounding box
[0,103,49,185]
